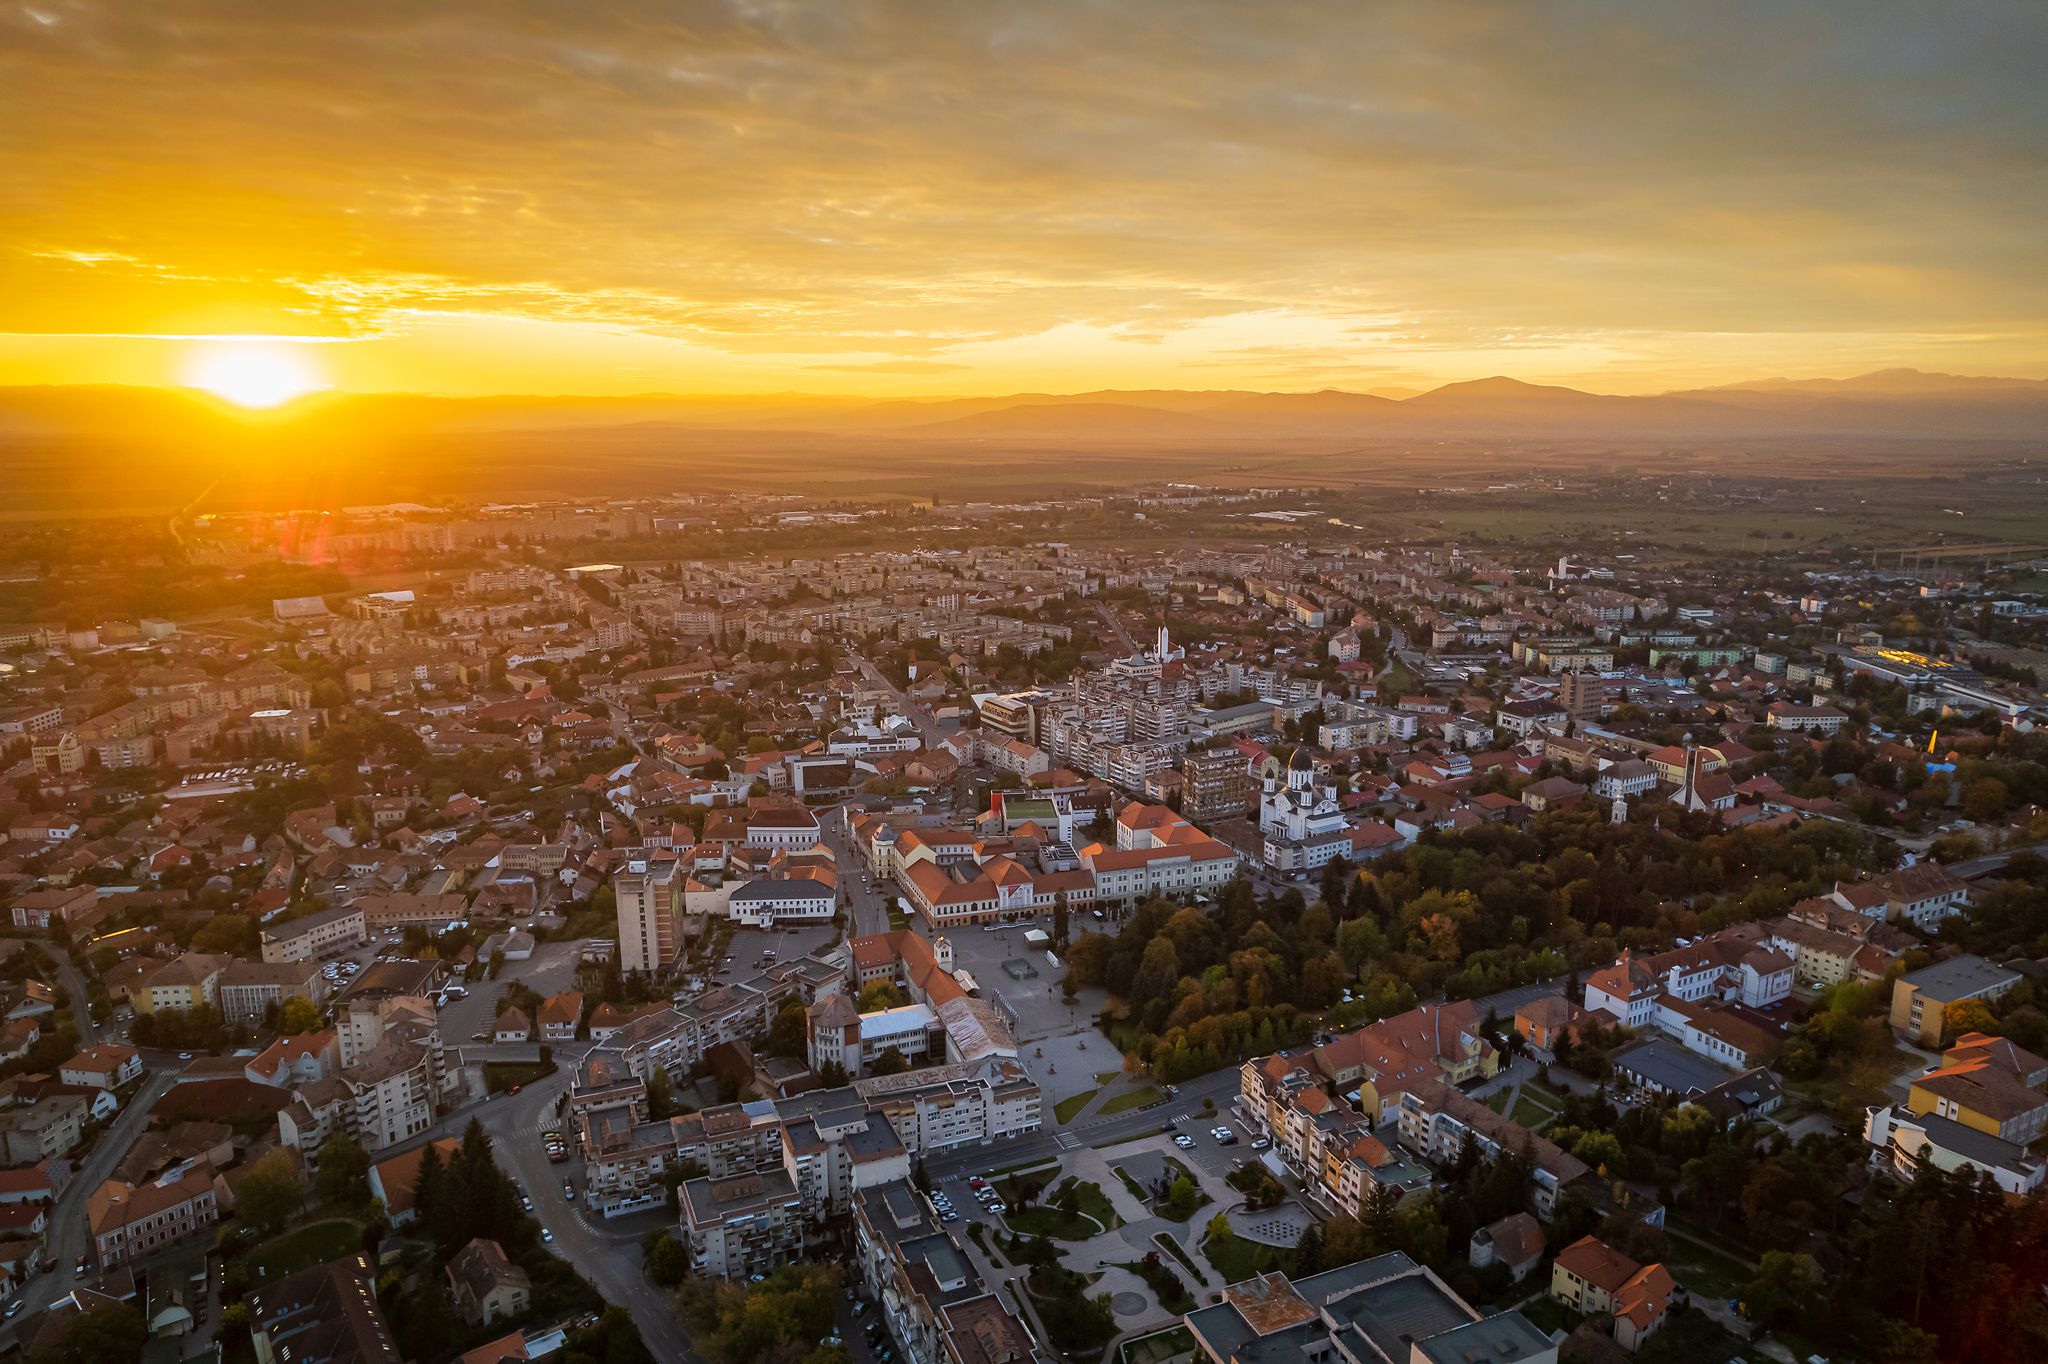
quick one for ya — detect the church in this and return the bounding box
[1257,747,1353,876]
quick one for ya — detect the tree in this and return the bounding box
[1962,777,2010,823]
[1167,1175,1202,1220]
[647,1065,677,1119]
[1943,998,2002,1038]
[646,1234,690,1286]
[236,1149,305,1233]
[35,1304,145,1364]
[869,1046,909,1077]
[315,1131,371,1207]
[1742,1251,1823,1328]
[766,999,808,1058]
[858,980,906,1012]
[1295,1221,1325,1276]
[1054,891,1071,947]
[191,914,258,956]
[276,996,324,1034]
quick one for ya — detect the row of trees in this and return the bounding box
[1066,806,1895,1081]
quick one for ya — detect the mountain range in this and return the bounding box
[3,368,2045,447]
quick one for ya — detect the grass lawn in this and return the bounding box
[1006,1177,1118,1238]
[1153,1231,1203,1279]
[1119,1326,1195,1364]
[1095,1070,1121,1086]
[1118,1258,1193,1313]
[1097,1084,1164,1116]
[1071,1178,1122,1229]
[1054,1088,1100,1124]
[966,1221,1004,1266]
[248,1217,364,1280]
[1663,1226,1757,1299]
[886,903,910,931]
[1782,1043,1918,1117]
[1516,1295,1576,1336]
[1478,1089,1510,1113]
[484,1059,557,1093]
[1116,1168,1149,1204]
[1511,1093,1558,1128]
[1201,1228,1296,1285]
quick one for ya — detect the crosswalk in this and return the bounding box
[1054,1130,1082,1150]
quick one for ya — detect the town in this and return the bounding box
[0,487,2044,1364]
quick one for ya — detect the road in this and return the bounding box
[846,650,946,748]
[822,810,895,938]
[1948,840,2048,881]
[1092,601,1139,655]
[48,946,99,1047]
[2,1067,175,1334]
[916,1064,1242,1186]
[374,1056,700,1364]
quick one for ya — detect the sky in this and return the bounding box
[2,0,2046,399]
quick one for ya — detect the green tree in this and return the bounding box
[766,999,808,1058]
[646,1234,690,1286]
[34,1304,145,1364]
[858,980,906,1012]
[315,1131,371,1207]
[1742,1251,1823,1328]
[236,1148,305,1233]
[276,996,324,1034]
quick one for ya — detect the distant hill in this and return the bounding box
[3,366,2045,517]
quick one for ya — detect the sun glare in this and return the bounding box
[185,342,326,408]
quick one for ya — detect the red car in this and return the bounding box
[508,1085,522,1096]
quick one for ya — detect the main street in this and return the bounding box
[378,1057,700,1364]
[1092,600,1139,655]
[49,946,100,1047]
[1,1066,174,1344]
[846,649,946,748]
[821,810,894,938]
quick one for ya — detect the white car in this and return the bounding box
[1173,1134,1195,1149]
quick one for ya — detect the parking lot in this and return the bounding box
[940,918,1109,1044]
[685,921,842,990]
[434,940,589,1042]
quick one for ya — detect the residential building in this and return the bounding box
[58,1044,143,1091]
[1864,1104,2044,1196]
[1890,955,2021,1047]
[0,1093,87,1162]
[219,960,326,1027]
[615,856,686,976]
[447,1237,532,1326]
[1905,1034,2048,1145]
[260,903,369,964]
[88,1163,218,1268]
[1184,1255,1556,1364]
[248,1253,401,1364]
[1549,1236,1676,1353]
[678,1167,806,1279]
[136,953,230,1016]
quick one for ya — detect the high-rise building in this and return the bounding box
[1182,746,1254,821]
[1558,670,1603,728]
[615,857,684,975]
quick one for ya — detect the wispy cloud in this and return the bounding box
[0,1,2043,392]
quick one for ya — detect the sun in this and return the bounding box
[185,342,327,408]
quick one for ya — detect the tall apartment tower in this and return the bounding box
[614,857,684,975]
[1558,671,1603,729]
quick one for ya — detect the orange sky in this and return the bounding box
[3,3,2045,399]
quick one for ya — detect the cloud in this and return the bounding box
[804,359,971,374]
[0,1,2044,392]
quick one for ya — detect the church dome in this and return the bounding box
[1288,746,1316,773]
